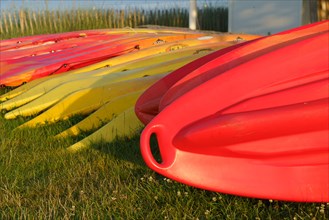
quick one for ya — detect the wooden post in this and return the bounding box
[309,0,318,22]
[189,0,197,30]
[303,0,318,24]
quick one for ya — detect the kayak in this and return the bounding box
[1,34,128,60]
[1,33,148,86]
[1,33,206,87]
[0,33,259,101]
[63,33,259,75]
[0,41,230,111]
[0,29,114,51]
[0,27,201,51]
[138,22,329,202]
[0,29,261,154]
[4,53,206,119]
[56,91,144,138]
[66,107,143,153]
[135,20,329,125]
[17,73,166,127]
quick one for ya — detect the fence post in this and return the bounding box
[189,0,197,30]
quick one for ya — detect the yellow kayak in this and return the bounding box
[16,73,166,126]
[56,91,143,138]
[66,107,142,153]
[5,52,207,118]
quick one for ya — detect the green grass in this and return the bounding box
[0,91,328,219]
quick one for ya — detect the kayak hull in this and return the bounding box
[135,20,329,125]
[139,21,329,202]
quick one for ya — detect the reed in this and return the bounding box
[8,11,14,33]
[0,6,228,39]
[19,10,25,34]
[0,19,3,35]
[27,11,34,35]
[2,11,9,34]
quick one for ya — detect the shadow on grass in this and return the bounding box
[89,130,161,167]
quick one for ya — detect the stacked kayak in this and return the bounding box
[0,27,204,51]
[0,28,259,152]
[136,21,329,202]
[1,31,211,87]
[0,29,114,51]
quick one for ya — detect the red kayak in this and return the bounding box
[1,33,203,86]
[138,23,329,202]
[0,29,114,51]
[1,34,128,60]
[0,28,198,51]
[0,34,143,86]
[135,20,329,125]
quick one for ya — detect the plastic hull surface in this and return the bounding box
[138,22,329,202]
[135,20,329,125]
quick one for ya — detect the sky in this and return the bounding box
[0,0,228,11]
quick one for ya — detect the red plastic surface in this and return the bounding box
[0,35,141,86]
[139,23,329,202]
[1,33,202,86]
[1,34,127,60]
[135,20,329,125]
[0,29,113,51]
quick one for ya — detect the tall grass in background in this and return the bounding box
[0,6,228,40]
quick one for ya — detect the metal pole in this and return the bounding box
[189,0,197,30]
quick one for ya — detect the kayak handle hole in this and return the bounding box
[149,133,163,164]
